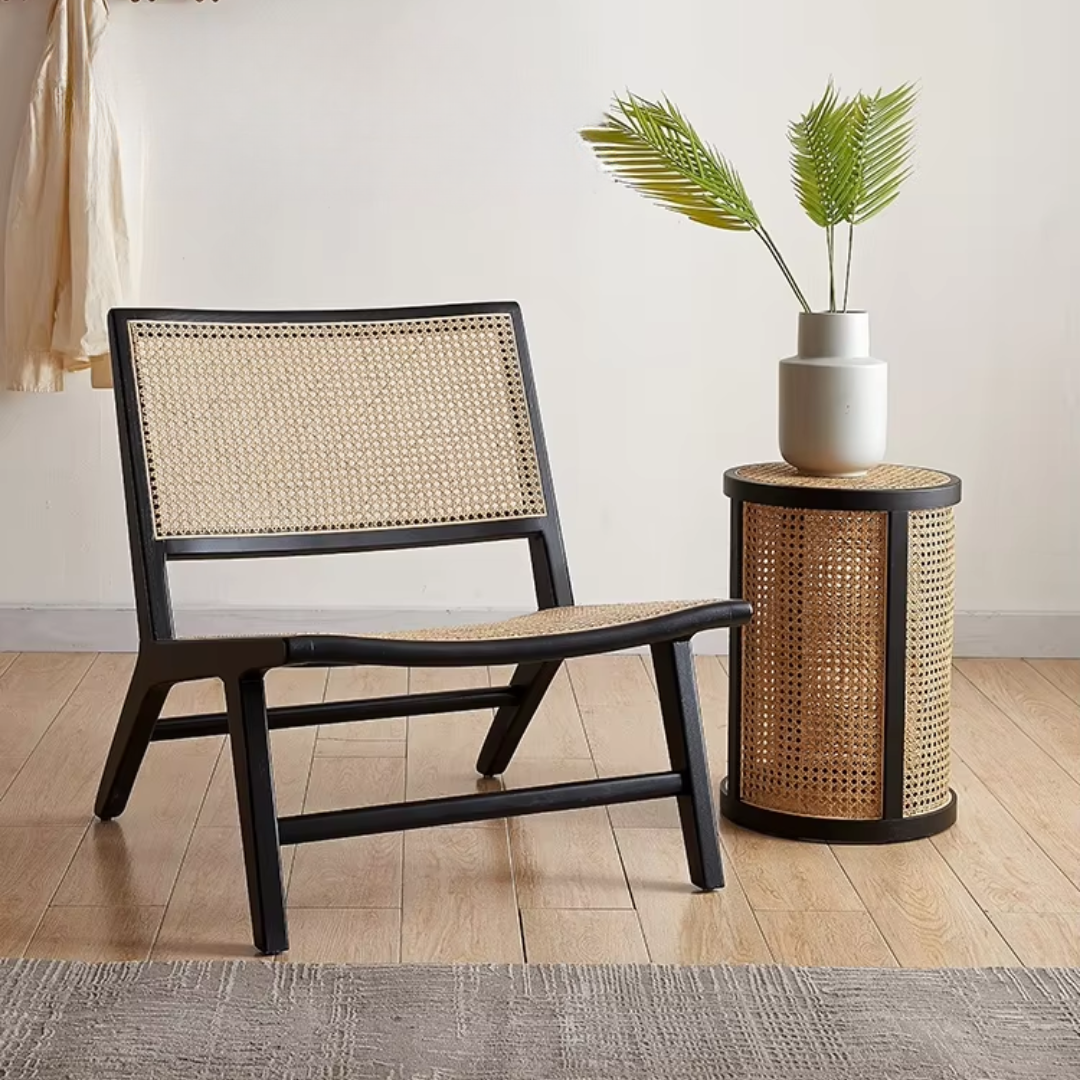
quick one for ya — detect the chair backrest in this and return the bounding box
[108,302,571,641]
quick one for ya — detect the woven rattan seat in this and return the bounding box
[380,601,722,641]
[286,601,739,667]
[96,301,751,955]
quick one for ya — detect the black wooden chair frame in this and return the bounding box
[97,301,751,955]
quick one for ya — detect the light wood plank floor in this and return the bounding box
[0,654,1077,966]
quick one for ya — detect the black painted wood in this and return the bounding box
[723,466,962,513]
[475,661,562,777]
[94,670,170,820]
[721,781,958,843]
[226,674,288,955]
[165,519,545,562]
[107,314,175,641]
[652,640,725,890]
[151,686,522,743]
[528,532,574,610]
[279,772,685,845]
[883,511,911,820]
[726,498,744,807]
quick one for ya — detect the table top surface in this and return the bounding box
[724,463,962,511]
[732,463,955,491]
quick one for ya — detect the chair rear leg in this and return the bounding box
[226,673,288,956]
[651,640,724,890]
[95,665,170,820]
[476,661,561,776]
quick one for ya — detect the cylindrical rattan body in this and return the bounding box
[722,463,962,843]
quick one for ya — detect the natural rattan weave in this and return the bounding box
[739,504,888,819]
[735,463,952,492]
[903,508,955,816]
[127,315,547,539]
[375,601,718,642]
[726,462,961,838]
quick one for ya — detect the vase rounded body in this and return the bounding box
[779,312,887,477]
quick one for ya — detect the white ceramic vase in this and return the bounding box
[778,312,887,477]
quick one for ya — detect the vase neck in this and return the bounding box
[798,312,870,359]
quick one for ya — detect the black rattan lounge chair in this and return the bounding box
[97,301,752,954]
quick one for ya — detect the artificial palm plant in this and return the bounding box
[580,81,917,313]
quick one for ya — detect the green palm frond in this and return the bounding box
[579,93,760,232]
[843,83,917,224]
[579,80,915,315]
[788,80,855,229]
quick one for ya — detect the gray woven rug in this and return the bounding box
[1,961,1078,1079]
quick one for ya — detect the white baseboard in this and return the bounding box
[951,612,1080,659]
[0,606,1077,658]
[0,606,515,655]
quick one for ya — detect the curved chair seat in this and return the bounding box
[286,599,752,667]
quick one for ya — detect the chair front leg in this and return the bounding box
[95,661,171,820]
[476,660,561,776]
[226,673,288,955]
[651,640,725,890]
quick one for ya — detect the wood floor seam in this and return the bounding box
[720,837,777,965]
[146,737,227,957]
[827,845,902,967]
[21,821,92,958]
[1023,659,1078,702]
[0,653,97,804]
[950,665,1080,891]
[952,665,1077,789]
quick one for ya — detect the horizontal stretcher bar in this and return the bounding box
[277,771,687,844]
[149,686,523,741]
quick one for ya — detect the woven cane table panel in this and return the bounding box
[127,315,547,539]
[740,504,887,819]
[903,508,955,816]
[735,463,952,491]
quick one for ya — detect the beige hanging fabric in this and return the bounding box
[3,0,132,392]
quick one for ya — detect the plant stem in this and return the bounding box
[842,221,854,312]
[756,227,811,313]
[826,225,836,312]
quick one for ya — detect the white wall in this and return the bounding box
[0,1,1077,645]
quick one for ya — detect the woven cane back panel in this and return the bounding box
[126,315,547,539]
[903,508,955,816]
[736,463,951,491]
[740,504,888,819]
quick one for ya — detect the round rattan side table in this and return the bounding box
[722,463,962,843]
